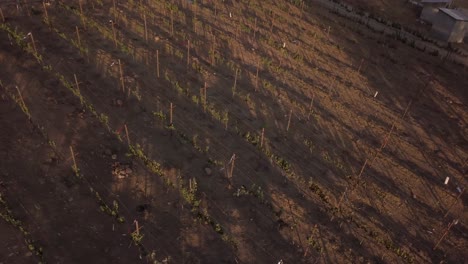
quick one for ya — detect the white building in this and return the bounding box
[420,0,453,23]
[431,8,468,43]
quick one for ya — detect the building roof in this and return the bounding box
[421,0,452,3]
[439,8,468,21]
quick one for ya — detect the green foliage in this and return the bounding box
[153,111,166,121]
[90,187,125,223]
[0,193,45,261]
[131,231,144,245]
[308,178,330,204]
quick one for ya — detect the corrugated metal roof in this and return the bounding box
[421,0,452,3]
[439,8,468,21]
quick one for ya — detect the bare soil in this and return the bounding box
[0,0,466,263]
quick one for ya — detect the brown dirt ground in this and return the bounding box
[0,0,467,263]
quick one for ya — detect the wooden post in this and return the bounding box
[193,2,197,22]
[0,8,4,23]
[144,13,148,42]
[170,9,174,36]
[327,26,331,39]
[169,102,173,125]
[15,86,26,110]
[253,17,257,39]
[380,123,396,150]
[203,82,207,111]
[118,59,125,93]
[229,154,236,179]
[232,68,239,98]
[75,26,81,47]
[307,94,314,120]
[270,15,274,34]
[260,128,265,147]
[336,187,348,209]
[42,2,49,24]
[29,33,38,55]
[286,109,293,132]
[156,50,160,78]
[357,58,364,74]
[134,220,140,235]
[112,0,117,21]
[124,124,130,145]
[255,60,259,92]
[211,44,215,65]
[357,159,369,180]
[70,146,77,172]
[300,0,305,19]
[73,74,80,92]
[73,74,83,105]
[111,21,117,47]
[187,39,190,67]
[224,112,228,131]
[79,0,85,28]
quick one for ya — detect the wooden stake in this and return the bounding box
[286,109,293,132]
[124,124,130,145]
[156,50,160,78]
[327,26,331,39]
[75,26,81,48]
[70,146,77,171]
[118,59,125,93]
[232,68,239,98]
[134,220,140,235]
[260,128,265,147]
[336,187,348,209]
[255,60,259,92]
[380,123,396,150]
[111,21,117,47]
[79,0,85,27]
[112,0,117,21]
[29,33,38,55]
[229,154,236,179]
[73,74,83,105]
[0,8,4,23]
[357,58,364,73]
[270,15,274,34]
[211,44,215,65]
[144,13,148,42]
[170,9,174,36]
[224,112,228,131]
[300,0,305,19]
[42,2,49,24]
[187,39,190,67]
[15,86,26,110]
[357,159,369,180]
[203,82,207,111]
[307,94,315,120]
[193,2,197,22]
[169,102,173,125]
[253,17,257,39]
